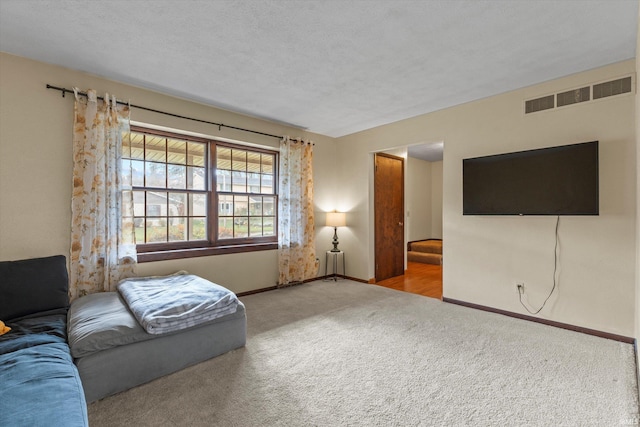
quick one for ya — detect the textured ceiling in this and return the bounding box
[408,142,444,163]
[0,0,637,138]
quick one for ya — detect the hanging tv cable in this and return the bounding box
[518,216,560,315]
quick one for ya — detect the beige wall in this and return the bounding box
[0,53,336,294]
[337,60,637,337]
[430,160,443,239]
[406,157,443,242]
[406,157,432,241]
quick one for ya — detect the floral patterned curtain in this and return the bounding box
[278,137,317,286]
[69,89,136,299]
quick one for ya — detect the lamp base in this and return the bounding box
[330,227,340,252]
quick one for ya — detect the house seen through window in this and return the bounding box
[122,126,278,260]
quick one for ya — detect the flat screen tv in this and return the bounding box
[463,141,599,215]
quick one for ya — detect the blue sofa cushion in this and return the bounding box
[0,311,68,355]
[0,255,69,320]
[0,342,88,427]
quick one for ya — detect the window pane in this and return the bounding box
[234,217,248,238]
[248,173,261,193]
[234,196,248,216]
[147,218,167,243]
[218,217,233,239]
[189,217,207,240]
[247,152,261,173]
[249,217,263,237]
[263,197,275,216]
[129,132,145,160]
[145,135,166,163]
[131,160,144,187]
[263,217,275,236]
[217,147,231,170]
[146,162,166,188]
[232,171,246,192]
[187,166,205,190]
[262,154,274,174]
[134,218,145,243]
[232,149,247,171]
[168,164,186,189]
[218,194,233,215]
[261,174,273,194]
[167,139,186,165]
[168,192,186,217]
[169,217,187,242]
[190,194,207,216]
[249,196,262,216]
[216,169,231,192]
[133,191,145,216]
[147,192,166,217]
[188,142,205,166]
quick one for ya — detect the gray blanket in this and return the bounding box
[117,272,239,335]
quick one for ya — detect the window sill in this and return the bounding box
[137,242,278,263]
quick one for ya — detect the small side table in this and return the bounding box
[325,250,346,281]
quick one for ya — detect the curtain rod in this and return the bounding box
[46,84,291,140]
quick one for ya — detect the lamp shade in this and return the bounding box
[326,212,346,227]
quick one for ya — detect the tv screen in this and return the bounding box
[463,141,599,215]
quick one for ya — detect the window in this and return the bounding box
[122,126,278,261]
[215,146,276,240]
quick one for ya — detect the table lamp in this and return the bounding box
[326,211,346,252]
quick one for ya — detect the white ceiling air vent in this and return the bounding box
[592,76,632,100]
[556,86,590,107]
[525,95,554,114]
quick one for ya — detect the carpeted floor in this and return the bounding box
[88,280,639,426]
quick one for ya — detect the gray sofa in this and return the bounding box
[1,253,247,419]
[0,255,88,427]
[68,291,246,402]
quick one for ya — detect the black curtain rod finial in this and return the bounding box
[46,84,65,97]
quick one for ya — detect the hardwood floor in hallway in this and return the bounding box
[374,261,442,299]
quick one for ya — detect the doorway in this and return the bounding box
[374,153,405,282]
[400,141,443,298]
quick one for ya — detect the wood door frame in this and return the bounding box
[373,152,405,282]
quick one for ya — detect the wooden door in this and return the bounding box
[374,153,405,281]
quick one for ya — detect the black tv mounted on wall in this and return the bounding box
[463,141,599,216]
